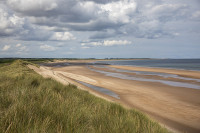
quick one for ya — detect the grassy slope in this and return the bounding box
[0,60,169,133]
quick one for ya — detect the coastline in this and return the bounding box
[29,62,200,133]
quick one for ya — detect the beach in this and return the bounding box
[29,61,200,133]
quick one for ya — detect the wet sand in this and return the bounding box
[110,65,200,79]
[29,63,200,133]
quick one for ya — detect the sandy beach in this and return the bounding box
[29,62,200,133]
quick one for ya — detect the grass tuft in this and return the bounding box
[31,79,40,88]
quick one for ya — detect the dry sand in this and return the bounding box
[28,63,200,133]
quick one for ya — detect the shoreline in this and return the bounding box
[120,64,200,72]
[29,63,200,133]
[110,65,200,79]
[43,59,200,74]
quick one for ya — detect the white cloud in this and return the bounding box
[2,45,11,51]
[81,41,102,46]
[81,40,132,47]
[120,2,190,39]
[50,32,76,41]
[0,8,24,36]
[101,0,137,23]
[16,43,21,47]
[40,44,56,51]
[103,40,131,46]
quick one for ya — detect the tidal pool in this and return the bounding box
[76,80,120,99]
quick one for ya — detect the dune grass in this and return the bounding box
[0,60,169,133]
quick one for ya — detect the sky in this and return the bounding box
[0,0,200,58]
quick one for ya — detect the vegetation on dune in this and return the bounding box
[0,58,54,64]
[0,60,169,133]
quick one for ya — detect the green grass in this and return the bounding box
[0,58,54,64]
[0,60,169,133]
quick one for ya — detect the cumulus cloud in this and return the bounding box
[40,44,56,51]
[0,7,24,36]
[0,0,199,44]
[103,40,131,46]
[7,0,97,22]
[16,43,21,47]
[100,0,137,23]
[116,1,191,39]
[5,0,138,32]
[81,40,131,47]
[2,45,11,51]
[50,32,75,41]
[0,0,199,58]
[7,0,58,16]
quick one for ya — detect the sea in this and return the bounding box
[96,59,200,71]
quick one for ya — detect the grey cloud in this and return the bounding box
[115,1,192,39]
[0,5,24,36]
[121,21,175,39]
[20,29,51,41]
[0,4,76,42]
[28,16,124,32]
[20,28,75,42]
[83,0,120,4]
[7,0,97,22]
[66,19,124,31]
[19,22,76,42]
[7,0,60,17]
[1,0,199,42]
[6,0,134,31]
[148,4,189,22]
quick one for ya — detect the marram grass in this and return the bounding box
[0,60,169,133]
